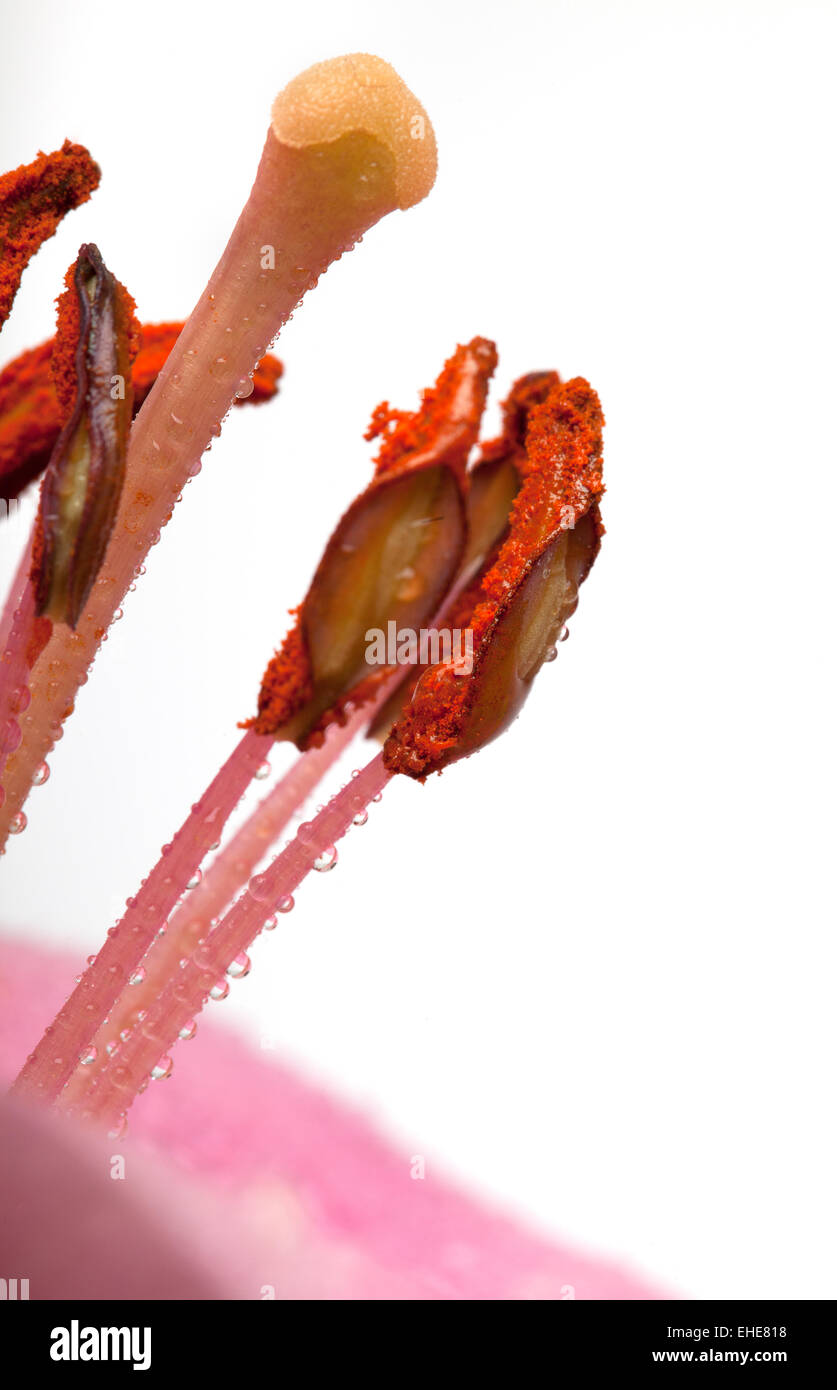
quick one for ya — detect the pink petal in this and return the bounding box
[0,936,664,1299]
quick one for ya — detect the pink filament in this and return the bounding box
[0,561,35,789]
[59,712,368,1114]
[86,752,391,1126]
[12,728,271,1102]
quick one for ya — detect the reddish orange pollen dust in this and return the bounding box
[0,140,100,329]
[247,339,497,743]
[366,337,498,485]
[383,377,605,778]
[249,613,313,738]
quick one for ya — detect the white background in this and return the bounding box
[1,0,835,1298]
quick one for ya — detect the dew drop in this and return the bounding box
[226,952,251,979]
[543,646,558,663]
[112,608,123,622]
[313,845,338,872]
[10,685,30,714]
[248,872,271,903]
[262,914,278,931]
[179,1019,197,1041]
[210,979,229,1001]
[278,895,294,914]
[372,793,383,804]
[9,810,27,835]
[185,869,202,889]
[33,760,50,786]
[129,967,146,986]
[558,625,570,642]
[394,566,422,603]
[254,760,271,780]
[151,1055,173,1080]
[1,719,21,755]
[352,809,368,827]
[79,1046,97,1066]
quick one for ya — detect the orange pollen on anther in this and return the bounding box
[471,377,605,642]
[248,614,313,736]
[50,258,141,418]
[365,338,498,484]
[477,370,562,469]
[0,140,101,329]
[383,377,605,776]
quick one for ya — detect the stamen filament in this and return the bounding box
[83,751,391,1127]
[12,729,270,1101]
[0,547,35,786]
[58,710,370,1113]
